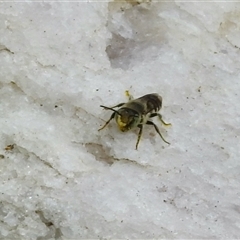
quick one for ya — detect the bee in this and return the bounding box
[98,91,171,149]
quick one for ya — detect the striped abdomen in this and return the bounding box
[138,93,162,114]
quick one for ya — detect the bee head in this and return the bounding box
[116,108,140,132]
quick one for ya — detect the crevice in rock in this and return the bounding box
[106,1,166,70]
[0,45,14,54]
[35,210,63,239]
[85,142,114,165]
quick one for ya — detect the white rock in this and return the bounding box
[0,1,240,239]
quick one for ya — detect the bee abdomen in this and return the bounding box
[145,93,162,113]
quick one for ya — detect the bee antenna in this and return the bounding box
[100,105,122,116]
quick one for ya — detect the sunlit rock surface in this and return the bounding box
[0,1,240,239]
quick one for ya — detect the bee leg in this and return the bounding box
[98,112,115,131]
[146,121,170,145]
[136,124,143,150]
[125,90,134,101]
[149,113,171,126]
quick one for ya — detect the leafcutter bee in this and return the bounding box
[99,91,171,149]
